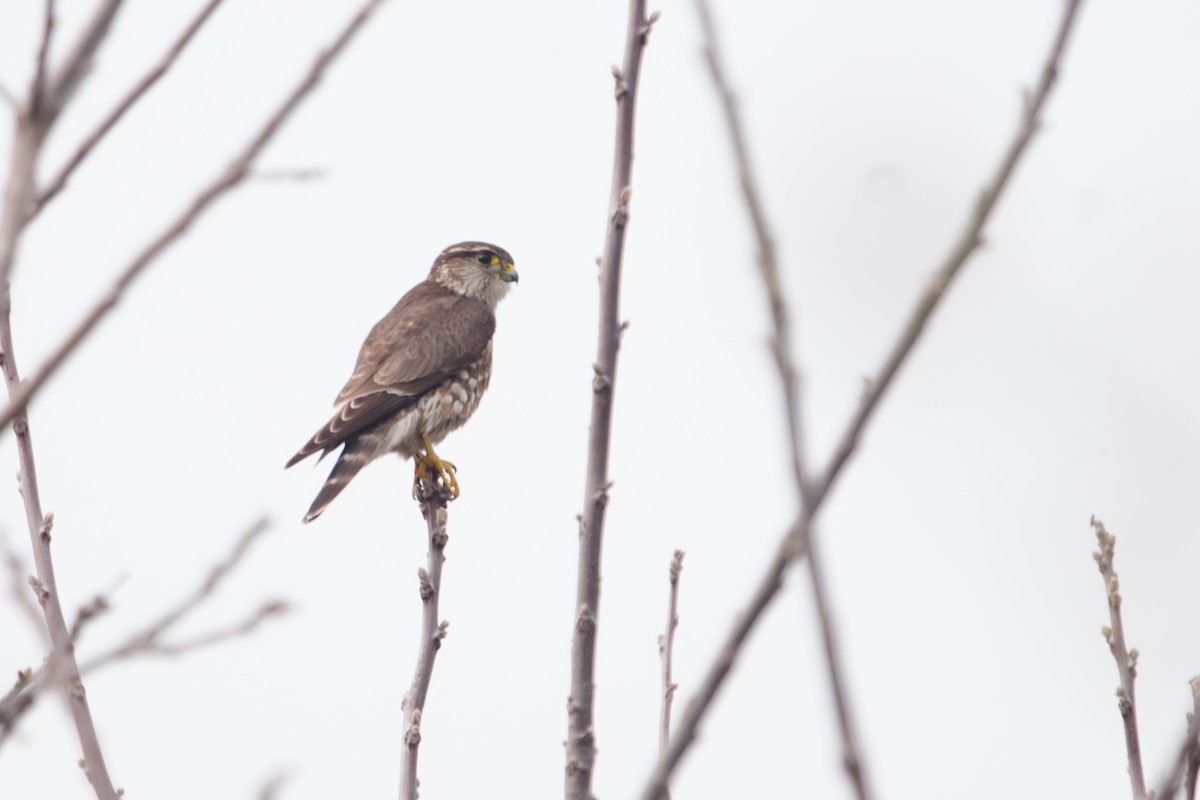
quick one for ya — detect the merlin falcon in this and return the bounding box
[287,241,517,522]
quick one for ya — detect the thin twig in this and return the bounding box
[639,524,806,800]
[812,0,1086,507]
[3,532,46,638]
[658,551,684,762]
[32,0,229,218]
[80,517,276,668]
[0,0,391,435]
[0,519,282,747]
[1092,516,1147,800]
[399,493,451,800]
[566,5,658,799]
[641,2,1088,797]
[0,668,35,747]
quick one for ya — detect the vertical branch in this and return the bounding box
[399,494,450,800]
[1091,516,1146,800]
[657,550,684,758]
[564,4,658,799]
[0,330,118,800]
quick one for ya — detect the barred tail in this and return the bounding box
[302,444,373,523]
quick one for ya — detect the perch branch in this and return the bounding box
[565,4,658,800]
[399,493,451,800]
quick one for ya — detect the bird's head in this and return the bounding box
[429,241,518,309]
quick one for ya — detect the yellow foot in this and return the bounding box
[412,434,460,501]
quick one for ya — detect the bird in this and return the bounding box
[287,241,518,522]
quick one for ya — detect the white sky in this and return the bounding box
[2,1,1200,798]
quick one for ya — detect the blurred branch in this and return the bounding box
[657,551,684,763]
[691,1,873,797]
[0,518,283,747]
[32,0,230,218]
[399,493,451,800]
[32,1,56,108]
[42,0,125,123]
[811,0,1085,505]
[566,5,658,799]
[1188,677,1200,800]
[3,532,46,638]
[0,0,391,435]
[1091,516,1146,800]
[641,2,1088,798]
[80,517,278,670]
[1147,681,1200,800]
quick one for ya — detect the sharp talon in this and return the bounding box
[412,435,462,501]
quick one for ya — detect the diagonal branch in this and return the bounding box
[565,4,658,799]
[40,0,125,125]
[399,493,451,800]
[32,0,230,218]
[0,519,283,748]
[0,0,390,435]
[640,2,1088,797]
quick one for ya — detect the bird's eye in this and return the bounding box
[476,252,497,266]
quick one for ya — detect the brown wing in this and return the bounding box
[286,281,495,466]
[335,280,496,402]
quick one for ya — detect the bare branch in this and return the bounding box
[565,6,658,799]
[1187,676,1200,800]
[79,518,275,669]
[32,0,229,218]
[812,0,1086,507]
[40,0,125,124]
[0,0,391,435]
[0,520,282,745]
[31,0,57,114]
[1,354,118,798]
[399,493,451,800]
[1149,679,1200,800]
[692,1,875,796]
[642,2,1089,797]
[1092,516,1147,800]
[658,550,684,760]
[3,531,45,638]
